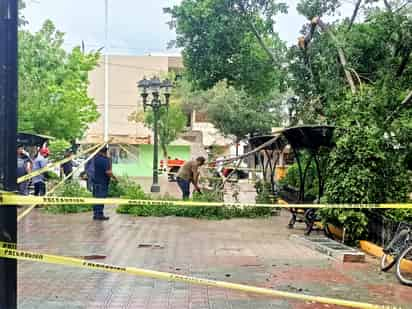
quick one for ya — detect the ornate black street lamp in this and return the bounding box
[137,77,173,193]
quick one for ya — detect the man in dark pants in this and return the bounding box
[16,144,32,195]
[85,155,95,192]
[92,146,117,220]
[61,149,74,180]
[176,156,206,200]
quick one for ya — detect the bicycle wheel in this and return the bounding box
[380,229,409,272]
[381,254,397,272]
[395,245,412,286]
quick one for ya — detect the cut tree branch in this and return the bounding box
[396,49,411,77]
[299,17,357,94]
[348,0,362,30]
[383,0,392,12]
[385,90,412,124]
[394,1,412,13]
[238,3,278,64]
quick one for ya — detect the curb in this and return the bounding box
[359,240,412,272]
[291,235,365,263]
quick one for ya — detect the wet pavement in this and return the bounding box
[17,208,411,309]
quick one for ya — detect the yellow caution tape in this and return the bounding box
[0,242,399,309]
[17,143,108,223]
[118,144,139,161]
[1,193,412,209]
[17,143,104,184]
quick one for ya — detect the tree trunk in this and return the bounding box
[238,3,278,64]
[348,0,362,31]
[396,49,411,77]
[383,0,392,12]
[312,18,357,94]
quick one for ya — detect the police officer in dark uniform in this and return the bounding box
[92,146,117,220]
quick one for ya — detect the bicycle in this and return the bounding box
[380,223,412,286]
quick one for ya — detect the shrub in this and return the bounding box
[278,157,319,202]
[45,181,92,214]
[108,176,147,199]
[115,179,271,219]
[319,208,369,245]
[321,126,411,244]
[255,181,275,203]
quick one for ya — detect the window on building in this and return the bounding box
[185,112,192,128]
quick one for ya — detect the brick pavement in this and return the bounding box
[17,208,411,309]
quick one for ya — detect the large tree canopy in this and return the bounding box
[166,0,287,97]
[18,20,100,140]
[284,0,412,240]
[201,81,283,141]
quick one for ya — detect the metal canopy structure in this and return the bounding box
[249,125,335,151]
[282,125,335,150]
[17,133,54,147]
[249,125,335,203]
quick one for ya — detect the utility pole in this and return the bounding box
[104,0,109,142]
[0,0,18,308]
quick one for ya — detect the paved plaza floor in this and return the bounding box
[17,208,411,309]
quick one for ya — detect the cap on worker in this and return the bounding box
[39,147,50,156]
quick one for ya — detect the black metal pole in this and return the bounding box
[0,0,18,308]
[292,147,304,201]
[313,153,323,202]
[150,98,160,193]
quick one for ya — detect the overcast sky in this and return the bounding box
[23,0,356,55]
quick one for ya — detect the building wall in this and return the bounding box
[83,55,181,144]
[83,55,233,158]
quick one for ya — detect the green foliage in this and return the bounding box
[284,4,412,243]
[19,20,100,140]
[279,159,319,201]
[45,181,92,214]
[201,81,283,140]
[166,0,287,97]
[287,10,412,125]
[48,139,71,161]
[297,0,341,19]
[255,181,275,204]
[118,195,271,220]
[385,209,412,223]
[324,97,410,203]
[115,178,271,219]
[47,171,60,181]
[321,96,410,243]
[319,208,369,245]
[108,177,148,199]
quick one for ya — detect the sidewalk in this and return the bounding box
[17,208,411,308]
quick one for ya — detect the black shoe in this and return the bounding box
[93,216,110,221]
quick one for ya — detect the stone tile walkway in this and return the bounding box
[17,208,411,309]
